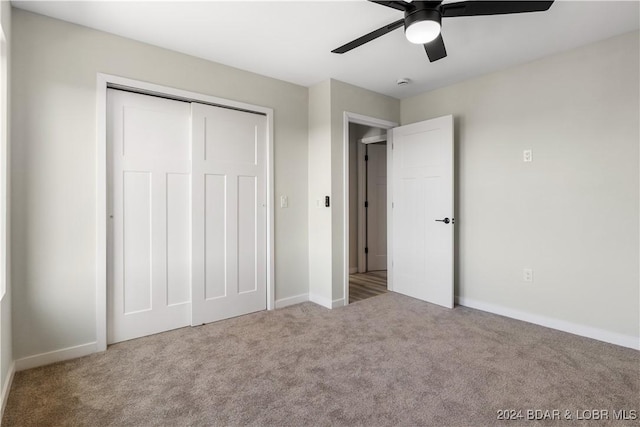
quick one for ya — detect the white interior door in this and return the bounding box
[191,103,267,325]
[107,89,192,344]
[366,143,387,271]
[390,115,454,308]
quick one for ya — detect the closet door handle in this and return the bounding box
[435,217,451,224]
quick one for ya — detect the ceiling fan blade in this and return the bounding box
[332,19,405,54]
[369,1,412,12]
[424,34,447,62]
[442,1,553,17]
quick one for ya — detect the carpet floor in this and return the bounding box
[3,293,638,426]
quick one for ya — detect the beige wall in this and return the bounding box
[308,81,332,303]
[401,31,640,340]
[11,9,309,359]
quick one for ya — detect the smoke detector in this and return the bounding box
[397,78,411,86]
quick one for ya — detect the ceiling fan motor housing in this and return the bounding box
[405,8,442,28]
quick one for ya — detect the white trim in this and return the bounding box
[308,294,344,309]
[266,112,275,312]
[456,296,640,350]
[359,134,387,144]
[357,142,366,273]
[275,293,309,309]
[309,293,332,309]
[349,267,358,274]
[343,112,397,306]
[386,131,394,291]
[1,360,14,419]
[96,74,108,352]
[0,27,8,301]
[15,342,97,372]
[346,112,398,129]
[96,73,275,351]
[331,298,345,308]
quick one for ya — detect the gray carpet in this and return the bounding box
[3,293,639,426]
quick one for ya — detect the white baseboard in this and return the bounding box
[456,296,639,350]
[1,361,15,420]
[349,267,357,274]
[15,342,97,372]
[275,293,309,309]
[309,294,345,309]
[331,298,345,308]
[309,293,332,309]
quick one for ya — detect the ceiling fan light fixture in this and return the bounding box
[405,20,441,44]
[404,8,441,44]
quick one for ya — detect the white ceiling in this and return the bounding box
[12,0,640,99]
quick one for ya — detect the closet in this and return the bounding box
[107,89,267,343]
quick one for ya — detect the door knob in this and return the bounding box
[435,217,451,224]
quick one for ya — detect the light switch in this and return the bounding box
[280,195,288,208]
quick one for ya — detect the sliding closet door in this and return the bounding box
[107,89,192,344]
[191,103,267,325]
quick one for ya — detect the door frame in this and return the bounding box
[356,142,366,273]
[363,142,388,272]
[357,137,389,273]
[95,73,275,352]
[342,112,397,305]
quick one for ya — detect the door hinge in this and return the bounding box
[392,202,394,209]
[364,201,368,208]
[365,247,369,254]
[365,154,369,161]
[392,142,394,150]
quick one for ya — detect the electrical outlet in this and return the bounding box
[523,268,533,282]
[523,149,533,162]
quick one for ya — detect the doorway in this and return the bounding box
[343,112,454,308]
[346,120,394,304]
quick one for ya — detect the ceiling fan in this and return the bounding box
[332,1,554,62]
